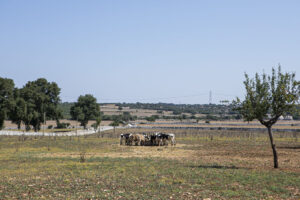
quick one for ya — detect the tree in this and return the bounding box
[19,78,62,131]
[292,105,300,120]
[91,117,102,133]
[10,97,26,129]
[70,94,100,129]
[110,119,119,134]
[0,77,15,129]
[234,66,300,168]
[145,115,158,122]
[122,112,131,122]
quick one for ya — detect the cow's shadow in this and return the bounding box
[188,164,245,170]
[278,145,300,149]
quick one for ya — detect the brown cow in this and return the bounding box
[129,134,145,146]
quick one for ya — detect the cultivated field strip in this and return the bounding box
[137,124,300,132]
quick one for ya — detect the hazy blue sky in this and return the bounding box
[1,0,299,104]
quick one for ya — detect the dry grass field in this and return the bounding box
[0,128,299,199]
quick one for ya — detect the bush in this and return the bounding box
[109,120,120,127]
[47,125,53,129]
[56,122,70,129]
[235,114,242,120]
[91,123,97,129]
[146,115,159,122]
[206,114,218,120]
[173,110,182,115]
[146,116,156,122]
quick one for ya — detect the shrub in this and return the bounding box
[56,122,70,129]
[145,115,159,122]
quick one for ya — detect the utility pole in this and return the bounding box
[209,90,212,104]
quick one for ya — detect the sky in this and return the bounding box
[0,0,299,104]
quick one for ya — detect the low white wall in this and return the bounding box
[0,126,114,136]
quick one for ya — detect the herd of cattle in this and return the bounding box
[120,132,176,146]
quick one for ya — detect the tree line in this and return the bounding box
[0,77,100,131]
[114,102,239,116]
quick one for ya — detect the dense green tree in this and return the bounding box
[10,96,26,129]
[292,105,300,120]
[70,94,100,129]
[234,66,300,168]
[19,78,62,131]
[122,112,131,122]
[0,77,15,129]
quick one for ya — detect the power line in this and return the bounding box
[61,92,241,103]
[100,93,208,102]
[214,92,239,97]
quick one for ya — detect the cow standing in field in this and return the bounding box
[129,134,145,146]
[120,133,132,145]
[154,132,176,146]
[142,133,151,146]
[150,134,158,146]
[157,133,169,146]
[150,132,163,146]
[166,133,176,146]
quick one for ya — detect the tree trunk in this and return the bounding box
[0,111,5,130]
[267,126,279,168]
[97,124,101,138]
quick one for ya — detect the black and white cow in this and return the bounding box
[120,133,132,145]
[155,132,176,146]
